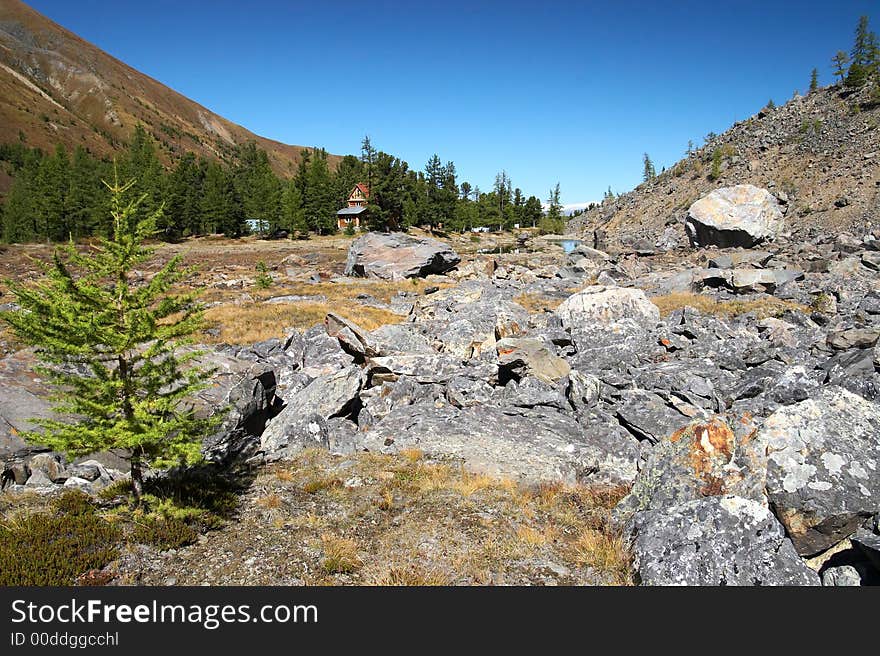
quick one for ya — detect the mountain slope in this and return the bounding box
[569,83,880,248]
[0,0,339,176]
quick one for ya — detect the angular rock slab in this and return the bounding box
[759,386,880,556]
[685,184,784,248]
[496,337,570,384]
[361,403,603,484]
[629,496,819,586]
[344,232,460,279]
[259,366,364,455]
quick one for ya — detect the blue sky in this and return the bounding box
[25,0,880,205]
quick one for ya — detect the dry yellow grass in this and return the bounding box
[320,534,362,574]
[198,277,455,344]
[202,301,403,344]
[513,292,565,313]
[373,566,451,586]
[566,528,632,586]
[167,450,637,585]
[255,493,282,509]
[650,291,808,319]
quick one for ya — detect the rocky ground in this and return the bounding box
[2,208,880,585]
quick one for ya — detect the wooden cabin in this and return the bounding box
[337,183,369,231]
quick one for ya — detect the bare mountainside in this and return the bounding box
[0,0,339,180]
[569,83,880,248]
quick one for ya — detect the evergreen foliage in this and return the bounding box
[0,171,215,504]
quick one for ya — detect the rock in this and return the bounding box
[555,285,660,332]
[344,232,460,279]
[862,251,880,271]
[851,528,880,570]
[25,468,54,487]
[615,416,768,523]
[759,386,880,556]
[301,326,355,376]
[826,327,880,350]
[28,453,67,483]
[63,476,94,492]
[576,410,641,485]
[565,370,602,416]
[614,389,691,444]
[368,324,433,355]
[260,413,330,462]
[499,377,568,410]
[445,376,494,409]
[359,376,443,428]
[685,184,784,248]
[361,403,604,484]
[324,313,378,359]
[821,565,862,586]
[496,338,570,384]
[367,354,496,386]
[628,496,819,586]
[263,294,328,304]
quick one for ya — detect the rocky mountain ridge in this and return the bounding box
[568,82,880,250]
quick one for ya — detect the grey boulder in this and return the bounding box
[759,386,880,556]
[345,232,460,279]
[685,184,784,248]
[629,496,819,586]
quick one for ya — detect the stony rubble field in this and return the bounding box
[2,211,880,586]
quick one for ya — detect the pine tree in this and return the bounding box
[642,153,656,182]
[281,179,308,237]
[832,50,851,83]
[67,146,99,239]
[361,135,377,196]
[846,15,879,88]
[35,144,70,241]
[200,161,241,236]
[539,183,564,234]
[809,68,819,92]
[0,171,214,505]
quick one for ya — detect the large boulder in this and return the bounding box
[629,496,819,586]
[685,184,784,248]
[758,386,880,556]
[344,232,461,279]
[555,285,659,332]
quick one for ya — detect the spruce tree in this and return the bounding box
[809,68,819,92]
[642,153,656,181]
[0,171,214,505]
[846,15,879,88]
[832,51,851,84]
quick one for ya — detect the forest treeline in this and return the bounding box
[0,128,558,243]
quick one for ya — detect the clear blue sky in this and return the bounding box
[24,0,879,205]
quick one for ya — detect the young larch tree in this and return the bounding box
[1,170,215,505]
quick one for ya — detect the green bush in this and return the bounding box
[708,148,723,181]
[0,494,119,585]
[254,260,273,289]
[131,515,197,550]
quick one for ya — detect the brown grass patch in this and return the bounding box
[320,534,362,574]
[567,528,632,585]
[202,301,403,344]
[513,292,565,313]
[373,565,451,586]
[255,493,283,509]
[650,292,808,319]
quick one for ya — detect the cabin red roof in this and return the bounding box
[353,183,370,199]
